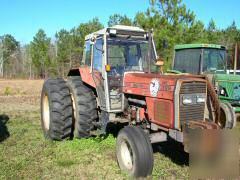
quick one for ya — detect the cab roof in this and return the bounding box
[85,25,146,40]
[174,44,226,50]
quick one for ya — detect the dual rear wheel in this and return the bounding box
[41,77,97,139]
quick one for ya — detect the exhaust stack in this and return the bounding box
[234,43,238,75]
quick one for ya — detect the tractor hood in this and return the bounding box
[123,72,206,100]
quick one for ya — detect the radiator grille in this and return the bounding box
[180,82,206,94]
[179,82,206,123]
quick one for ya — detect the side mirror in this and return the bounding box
[155,58,164,66]
[155,58,164,74]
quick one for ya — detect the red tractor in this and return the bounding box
[40,25,220,177]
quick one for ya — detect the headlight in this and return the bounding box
[182,94,206,105]
[182,95,193,105]
[196,94,206,103]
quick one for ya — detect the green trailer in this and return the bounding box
[170,43,240,128]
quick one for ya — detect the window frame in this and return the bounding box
[92,37,104,73]
[82,40,92,66]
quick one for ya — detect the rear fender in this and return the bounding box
[68,67,107,110]
[67,67,96,88]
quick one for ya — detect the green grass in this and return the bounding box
[1,80,239,179]
[0,101,188,179]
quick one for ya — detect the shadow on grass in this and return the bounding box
[0,114,10,142]
[153,140,189,166]
[105,122,127,138]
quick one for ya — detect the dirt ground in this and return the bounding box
[0,79,238,179]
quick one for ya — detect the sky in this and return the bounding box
[0,0,239,44]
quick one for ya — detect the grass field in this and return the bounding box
[0,79,239,179]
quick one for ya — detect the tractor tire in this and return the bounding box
[116,126,153,178]
[219,102,236,129]
[237,113,240,123]
[67,76,98,138]
[41,78,73,140]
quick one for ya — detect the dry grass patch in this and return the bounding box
[0,79,43,96]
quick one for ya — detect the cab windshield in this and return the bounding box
[107,37,158,75]
[173,48,201,74]
[202,48,226,73]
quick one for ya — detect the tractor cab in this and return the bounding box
[173,44,227,75]
[81,25,159,112]
[172,44,240,124]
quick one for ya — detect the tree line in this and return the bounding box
[0,0,239,78]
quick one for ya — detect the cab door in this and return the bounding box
[92,37,107,110]
[105,38,127,112]
[92,36,124,113]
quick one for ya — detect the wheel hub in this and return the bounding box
[120,140,133,170]
[43,94,50,130]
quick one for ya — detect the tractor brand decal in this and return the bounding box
[150,79,160,97]
[161,81,171,91]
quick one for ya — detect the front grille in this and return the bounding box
[180,82,206,94]
[179,82,206,123]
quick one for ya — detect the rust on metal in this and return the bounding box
[205,77,220,124]
[185,120,219,130]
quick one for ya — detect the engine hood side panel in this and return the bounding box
[214,74,240,102]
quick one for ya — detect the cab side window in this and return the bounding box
[84,40,91,66]
[93,38,103,72]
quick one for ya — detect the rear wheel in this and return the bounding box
[219,102,236,129]
[41,78,73,140]
[67,76,98,138]
[116,126,153,177]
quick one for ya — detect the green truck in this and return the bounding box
[170,44,240,128]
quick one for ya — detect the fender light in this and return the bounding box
[105,64,111,72]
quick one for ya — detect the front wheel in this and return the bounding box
[116,126,153,178]
[219,102,236,129]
